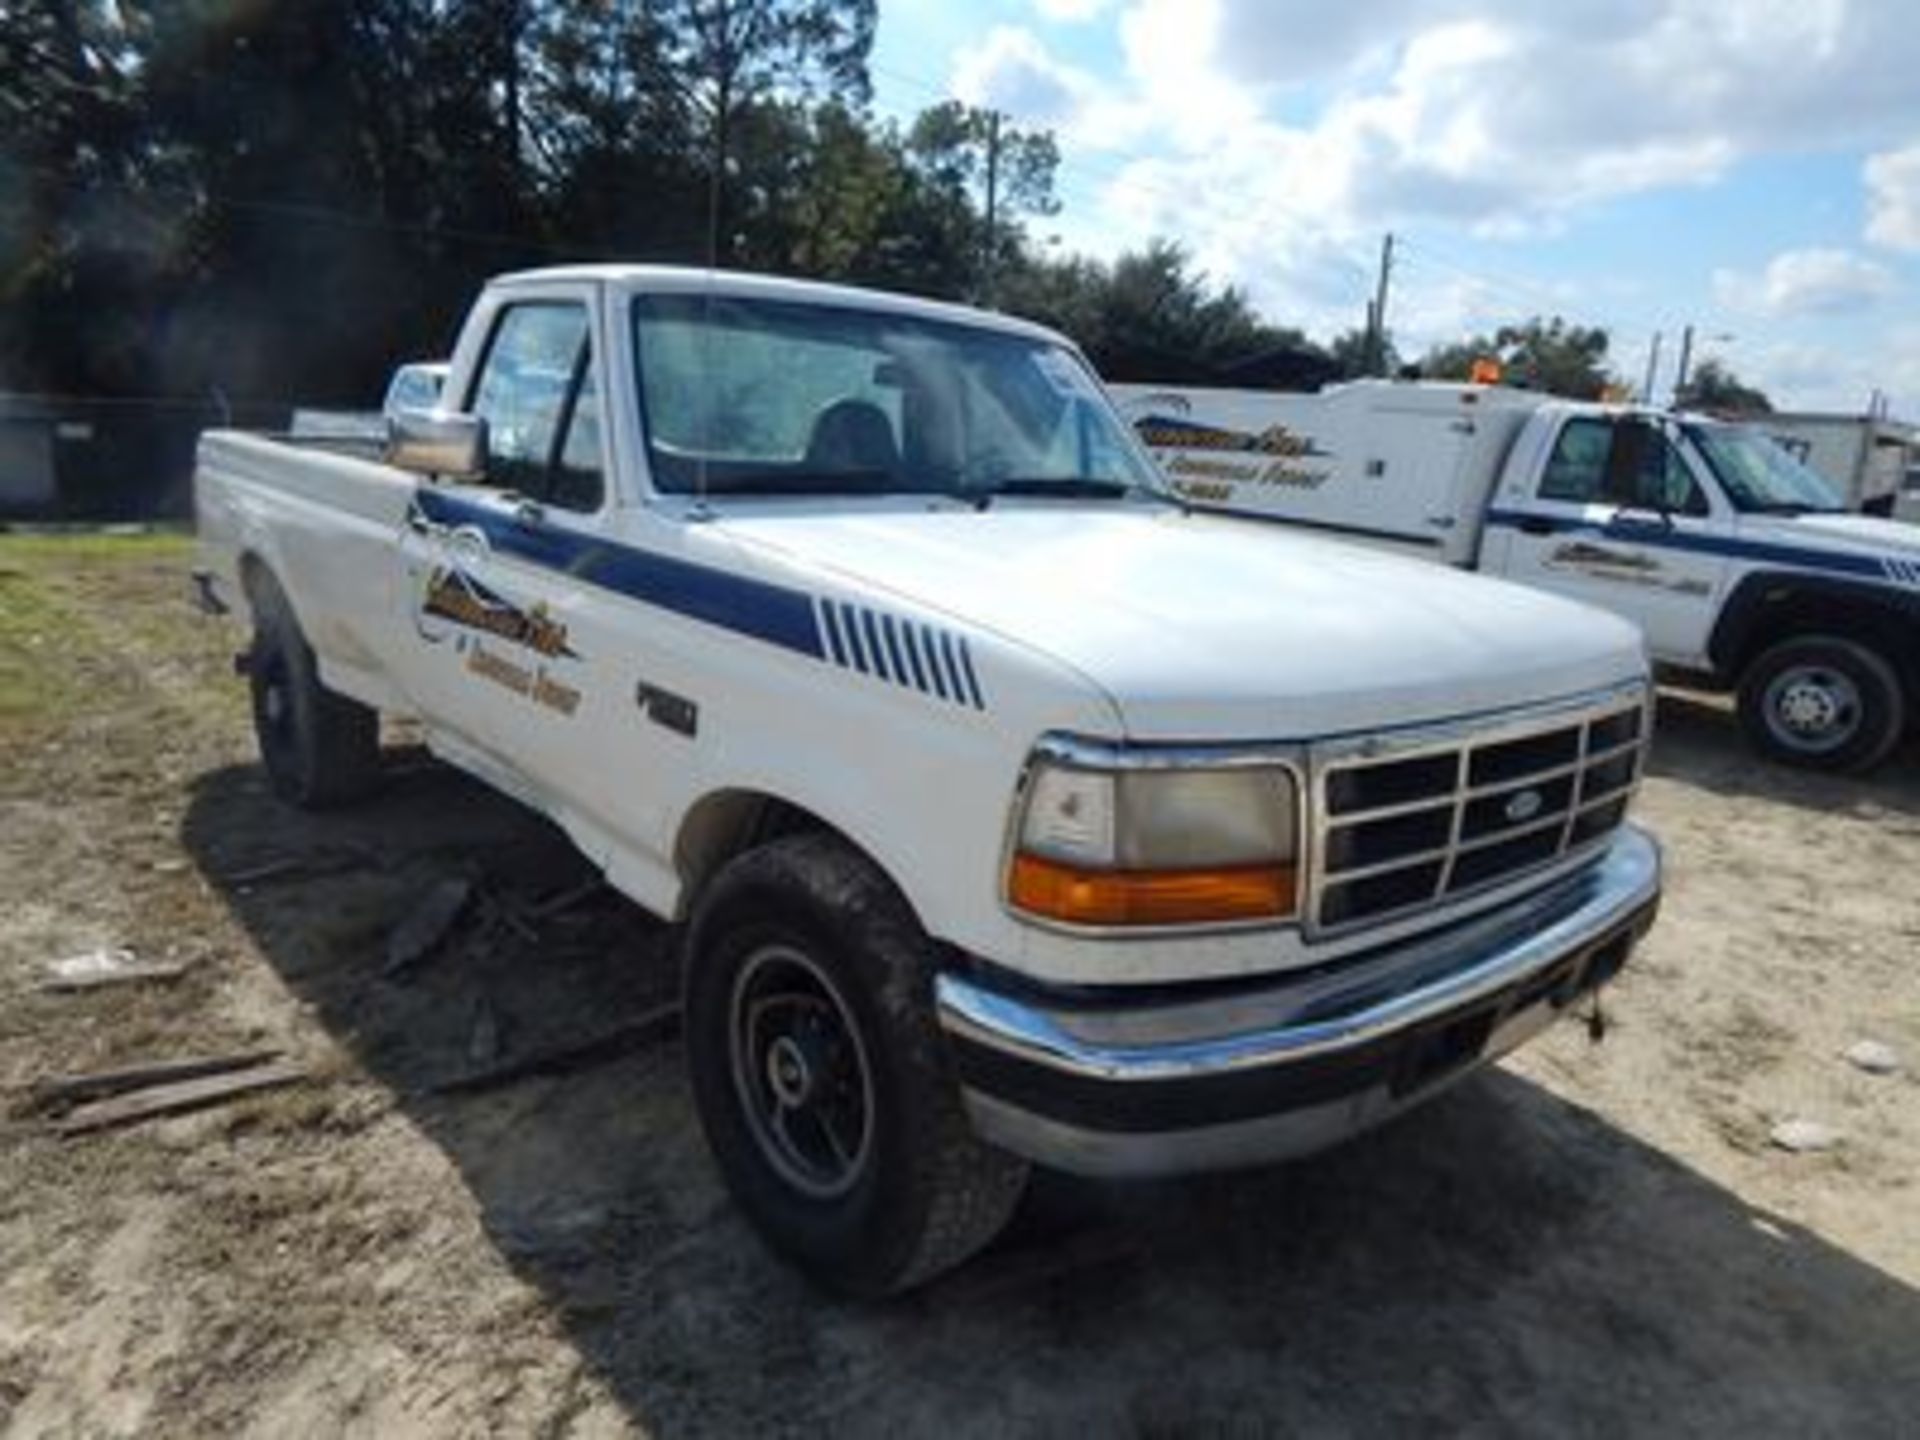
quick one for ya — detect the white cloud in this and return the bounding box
[1865,141,1920,252]
[1741,330,1920,415]
[1034,0,1110,21]
[1712,248,1896,316]
[985,1,1920,235]
[943,0,1920,398]
[950,25,1149,152]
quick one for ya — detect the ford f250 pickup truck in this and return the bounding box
[195,267,1662,1295]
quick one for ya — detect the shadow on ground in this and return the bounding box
[1651,689,1920,819]
[180,754,1920,1435]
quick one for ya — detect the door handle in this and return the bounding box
[511,498,546,529]
[1516,515,1555,536]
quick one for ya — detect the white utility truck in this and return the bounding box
[1760,411,1915,518]
[195,268,1661,1294]
[1114,381,1920,773]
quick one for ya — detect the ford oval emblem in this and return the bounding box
[1505,789,1545,824]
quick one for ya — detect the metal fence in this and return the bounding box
[0,394,293,523]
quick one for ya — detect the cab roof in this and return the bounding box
[488,264,1073,349]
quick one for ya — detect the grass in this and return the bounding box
[0,532,209,740]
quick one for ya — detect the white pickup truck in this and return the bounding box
[195,267,1661,1294]
[1114,381,1920,773]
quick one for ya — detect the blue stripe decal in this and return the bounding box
[836,601,867,673]
[1484,509,1892,580]
[917,624,949,700]
[415,488,824,658]
[957,638,985,709]
[413,488,993,711]
[858,608,887,681]
[880,615,912,691]
[820,599,848,667]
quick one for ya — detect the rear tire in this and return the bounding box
[247,573,381,808]
[1736,635,1905,774]
[684,832,1028,1296]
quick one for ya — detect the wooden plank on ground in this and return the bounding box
[56,1061,306,1136]
[29,1050,285,1110]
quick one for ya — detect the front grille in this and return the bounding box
[1313,689,1646,933]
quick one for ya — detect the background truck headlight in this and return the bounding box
[1008,751,1300,928]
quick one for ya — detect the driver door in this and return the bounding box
[397,296,609,799]
[1499,416,1731,666]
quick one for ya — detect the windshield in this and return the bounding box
[1685,422,1845,514]
[631,293,1165,502]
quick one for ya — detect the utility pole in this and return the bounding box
[1641,331,1663,404]
[1673,324,1695,402]
[1369,232,1395,376]
[981,110,1002,307]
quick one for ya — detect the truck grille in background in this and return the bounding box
[1313,690,1646,932]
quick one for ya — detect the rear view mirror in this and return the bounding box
[387,408,487,481]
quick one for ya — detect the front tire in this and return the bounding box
[684,833,1028,1296]
[247,573,382,808]
[1736,635,1906,773]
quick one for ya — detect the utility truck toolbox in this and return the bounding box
[195,267,1661,1295]
[1117,379,1920,774]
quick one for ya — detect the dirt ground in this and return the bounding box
[1,531,1916,1438]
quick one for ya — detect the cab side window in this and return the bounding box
[1539,418,1708,516]
[1636,430,1708,515]
[1540,419,1612,503]
[467,303,605,512]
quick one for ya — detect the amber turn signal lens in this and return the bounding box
[1008,852,1297,927]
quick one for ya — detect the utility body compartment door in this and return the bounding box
[1486,414,1731,667]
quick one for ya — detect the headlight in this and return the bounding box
[1008,746,1300,928]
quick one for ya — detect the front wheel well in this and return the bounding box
[673,790,912,922]
[1712,576,1920,706]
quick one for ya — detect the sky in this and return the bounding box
[869,0,1920,418]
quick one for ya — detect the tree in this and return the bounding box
[1676,358,1772,416]
[1328,325,1400,380]
[1422,316,1613,400]
[1000,240,1323,383]
[653,0,877,261]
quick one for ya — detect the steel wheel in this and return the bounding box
[1761,662,1864,756]
[729,942,876,1200]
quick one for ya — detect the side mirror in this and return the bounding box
[387,408,487,481]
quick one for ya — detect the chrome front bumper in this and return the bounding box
[936,825,1661,1178]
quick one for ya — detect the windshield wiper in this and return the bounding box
[1749,501,1840,516]
[968,477,1156,507]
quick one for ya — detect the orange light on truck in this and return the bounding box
[1009,852,1298,927]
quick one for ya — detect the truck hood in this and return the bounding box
[719,502,1647,740]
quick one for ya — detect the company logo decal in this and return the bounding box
[420,565,578,659]
[1118,395,1333,501]
[411,560,582,719]
[1131,413,1331,461]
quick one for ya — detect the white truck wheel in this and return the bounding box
[246,573,382,809]
[684,832,1029,1297]
[1737,635,1906,774]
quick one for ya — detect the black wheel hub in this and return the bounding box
[730,945,875,1201]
